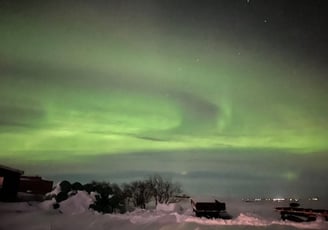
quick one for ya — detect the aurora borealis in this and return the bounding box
[1,1,328,197]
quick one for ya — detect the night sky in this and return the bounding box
[1,0,328,198]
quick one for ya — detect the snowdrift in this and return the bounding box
[1,191,328,230]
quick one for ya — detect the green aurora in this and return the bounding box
[1,1,328,166]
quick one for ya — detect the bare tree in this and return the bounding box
[122,183,133,208]
[148,175,182,205]
[87,175,183,213]
[129,180,152,209]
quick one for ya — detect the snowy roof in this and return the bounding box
[190,196,224,203]
[0,164,24,175]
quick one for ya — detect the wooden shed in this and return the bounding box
[0,165,24,202]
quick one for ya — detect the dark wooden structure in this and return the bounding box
[191,198,232,219]
[275,206,328,222]
[0,165,24,202]
[18,176,53,195]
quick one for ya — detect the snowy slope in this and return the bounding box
[0,194,327,230]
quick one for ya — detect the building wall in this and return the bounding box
[19,176,53,195]
[0,171,21,202]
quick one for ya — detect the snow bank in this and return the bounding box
[0,201,37,213]
[59,191,95,214]
[1,198,327,230]
[184,213,268,226]
[156,203,176,212]
[38,190,95,214]
[184,212,326,229]
[38,199,56,210]
[46,181,61,197]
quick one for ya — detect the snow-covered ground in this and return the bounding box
[0,191,327,230]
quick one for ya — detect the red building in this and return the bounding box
[0,165,24,202]
[19,176,53,195]
[0,165,53,202]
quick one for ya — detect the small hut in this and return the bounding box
[0,165,24,202]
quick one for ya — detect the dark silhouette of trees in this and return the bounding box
[54,180,71,204]
[108,183,126,213]
[147,175,182,205]
[122,175,182,209]
[51,175,183,214]
[55,191,68,203]
[72,182,83,191]
[59,180,71,194]
[129,180,152,209]
[84,181,126,213]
